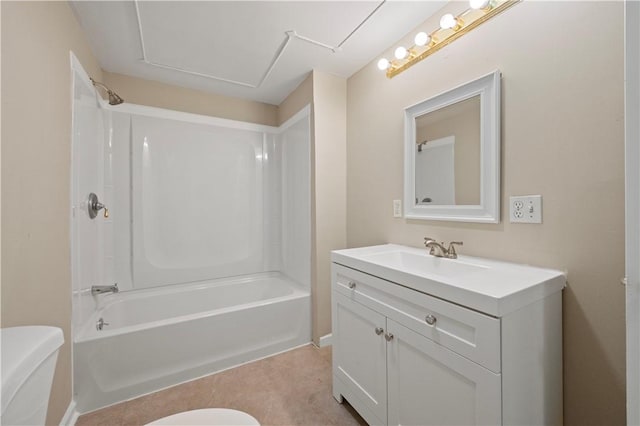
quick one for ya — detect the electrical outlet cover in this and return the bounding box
[510,195,542,223]
[393,200,402,218]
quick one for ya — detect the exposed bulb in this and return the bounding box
[440,13,458,30]
[377,58,390,70]
[394,46,408,60]
[414,32,431,47]
[469,0,490,9]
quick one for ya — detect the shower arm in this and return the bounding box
[89,78,124,105]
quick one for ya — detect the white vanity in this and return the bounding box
[331,244,565,426]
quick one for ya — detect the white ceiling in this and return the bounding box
[70,1,446,105]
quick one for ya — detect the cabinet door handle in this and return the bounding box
[385,332,394,341]
[348,281,356,289]
[375,327,384,335]
[425,314,437,325]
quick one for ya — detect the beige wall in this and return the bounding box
[103,71,278,126]
[347,2,625,424]
[277,71,347,344]
[278,72,313,126]
[311,71,347,343]
[1,2,104,424]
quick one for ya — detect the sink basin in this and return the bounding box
[361,250,488,279]
[331,244,566,316]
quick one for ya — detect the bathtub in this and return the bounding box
[74,272,311,413]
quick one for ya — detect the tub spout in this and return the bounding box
[91,283,119,295]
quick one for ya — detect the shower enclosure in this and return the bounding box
[70,55,311,413]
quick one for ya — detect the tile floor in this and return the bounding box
[76,344,366,426]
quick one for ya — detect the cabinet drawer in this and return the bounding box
[333,263,501,373]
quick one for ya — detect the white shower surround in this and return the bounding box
[71,56,312,414]
[109,103,311,292]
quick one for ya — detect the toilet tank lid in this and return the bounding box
[1,326,64,415]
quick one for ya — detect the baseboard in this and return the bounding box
[59,400,79,426]
[319,333,332,347]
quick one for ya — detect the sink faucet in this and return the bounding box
[424,238,463,259]
[91,283,119,295]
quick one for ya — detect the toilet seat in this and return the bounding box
[146,408,260,425]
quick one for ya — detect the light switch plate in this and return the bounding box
[393,200,402,218]
[510,195,542,223]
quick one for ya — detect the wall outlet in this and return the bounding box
[393,200,402,218]
[510,195,542,223]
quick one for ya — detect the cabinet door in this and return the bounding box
[333,292,387,424]
[387,320,501,426]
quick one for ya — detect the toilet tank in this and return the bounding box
[1,326,64,425]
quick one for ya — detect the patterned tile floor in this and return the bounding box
[76,345,366,426]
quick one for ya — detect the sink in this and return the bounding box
[361,250,488,279]
[331,243,566,316]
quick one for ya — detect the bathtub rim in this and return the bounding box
[75,271,309,343]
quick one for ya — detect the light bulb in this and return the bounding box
[394,46,408,60]
[469,0,490,9]
[440,14,458,30]
[414,32,431,47]
[377,58,390,70]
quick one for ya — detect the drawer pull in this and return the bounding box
[385,332,394,341]
[375,327,384,335]
[425,314,437,326]
[348,281,357,289]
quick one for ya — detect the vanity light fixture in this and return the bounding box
[378,0,520,78]
[414,32,431,47]
[439,14,461,31]
[394,46,409,60]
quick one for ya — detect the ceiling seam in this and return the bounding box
[132,0,385,89]
[337,0,386,48]
[134,1,148,62]
[256,32,295,88]
[133,0,268,88]
[138,60,260,88]
[288,1,386,53]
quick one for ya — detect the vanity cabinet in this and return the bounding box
[331,245,565,426]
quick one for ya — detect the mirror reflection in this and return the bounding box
[414,95,480,206]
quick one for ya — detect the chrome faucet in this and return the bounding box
[91,283,119,295]
[96,317,109,331]
[424,238,463,259]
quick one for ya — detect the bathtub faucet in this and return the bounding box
[91,283,119,295]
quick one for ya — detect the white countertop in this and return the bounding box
[331,244,566,317]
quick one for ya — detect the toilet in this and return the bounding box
[146,408,260,425]
[0,326,64,426]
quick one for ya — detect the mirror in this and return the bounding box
[404,70,501,223]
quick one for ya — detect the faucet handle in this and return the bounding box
[424,237,436,247]
[447,241,463,258]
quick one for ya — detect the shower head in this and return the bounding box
[90,78,124,106]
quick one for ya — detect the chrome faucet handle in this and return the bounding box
[425,238,447,257]
[88,193,109,219]
[447,241,463,259]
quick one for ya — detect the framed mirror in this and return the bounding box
[404,70,501,223]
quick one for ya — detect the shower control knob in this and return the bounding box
[88,193,109,219]
[425,314,437,325]
[348,281,356,289]
[375,327,384,335]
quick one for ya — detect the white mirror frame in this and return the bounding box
[404,70,501,223]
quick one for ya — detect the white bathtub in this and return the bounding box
[74,273,311,413]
